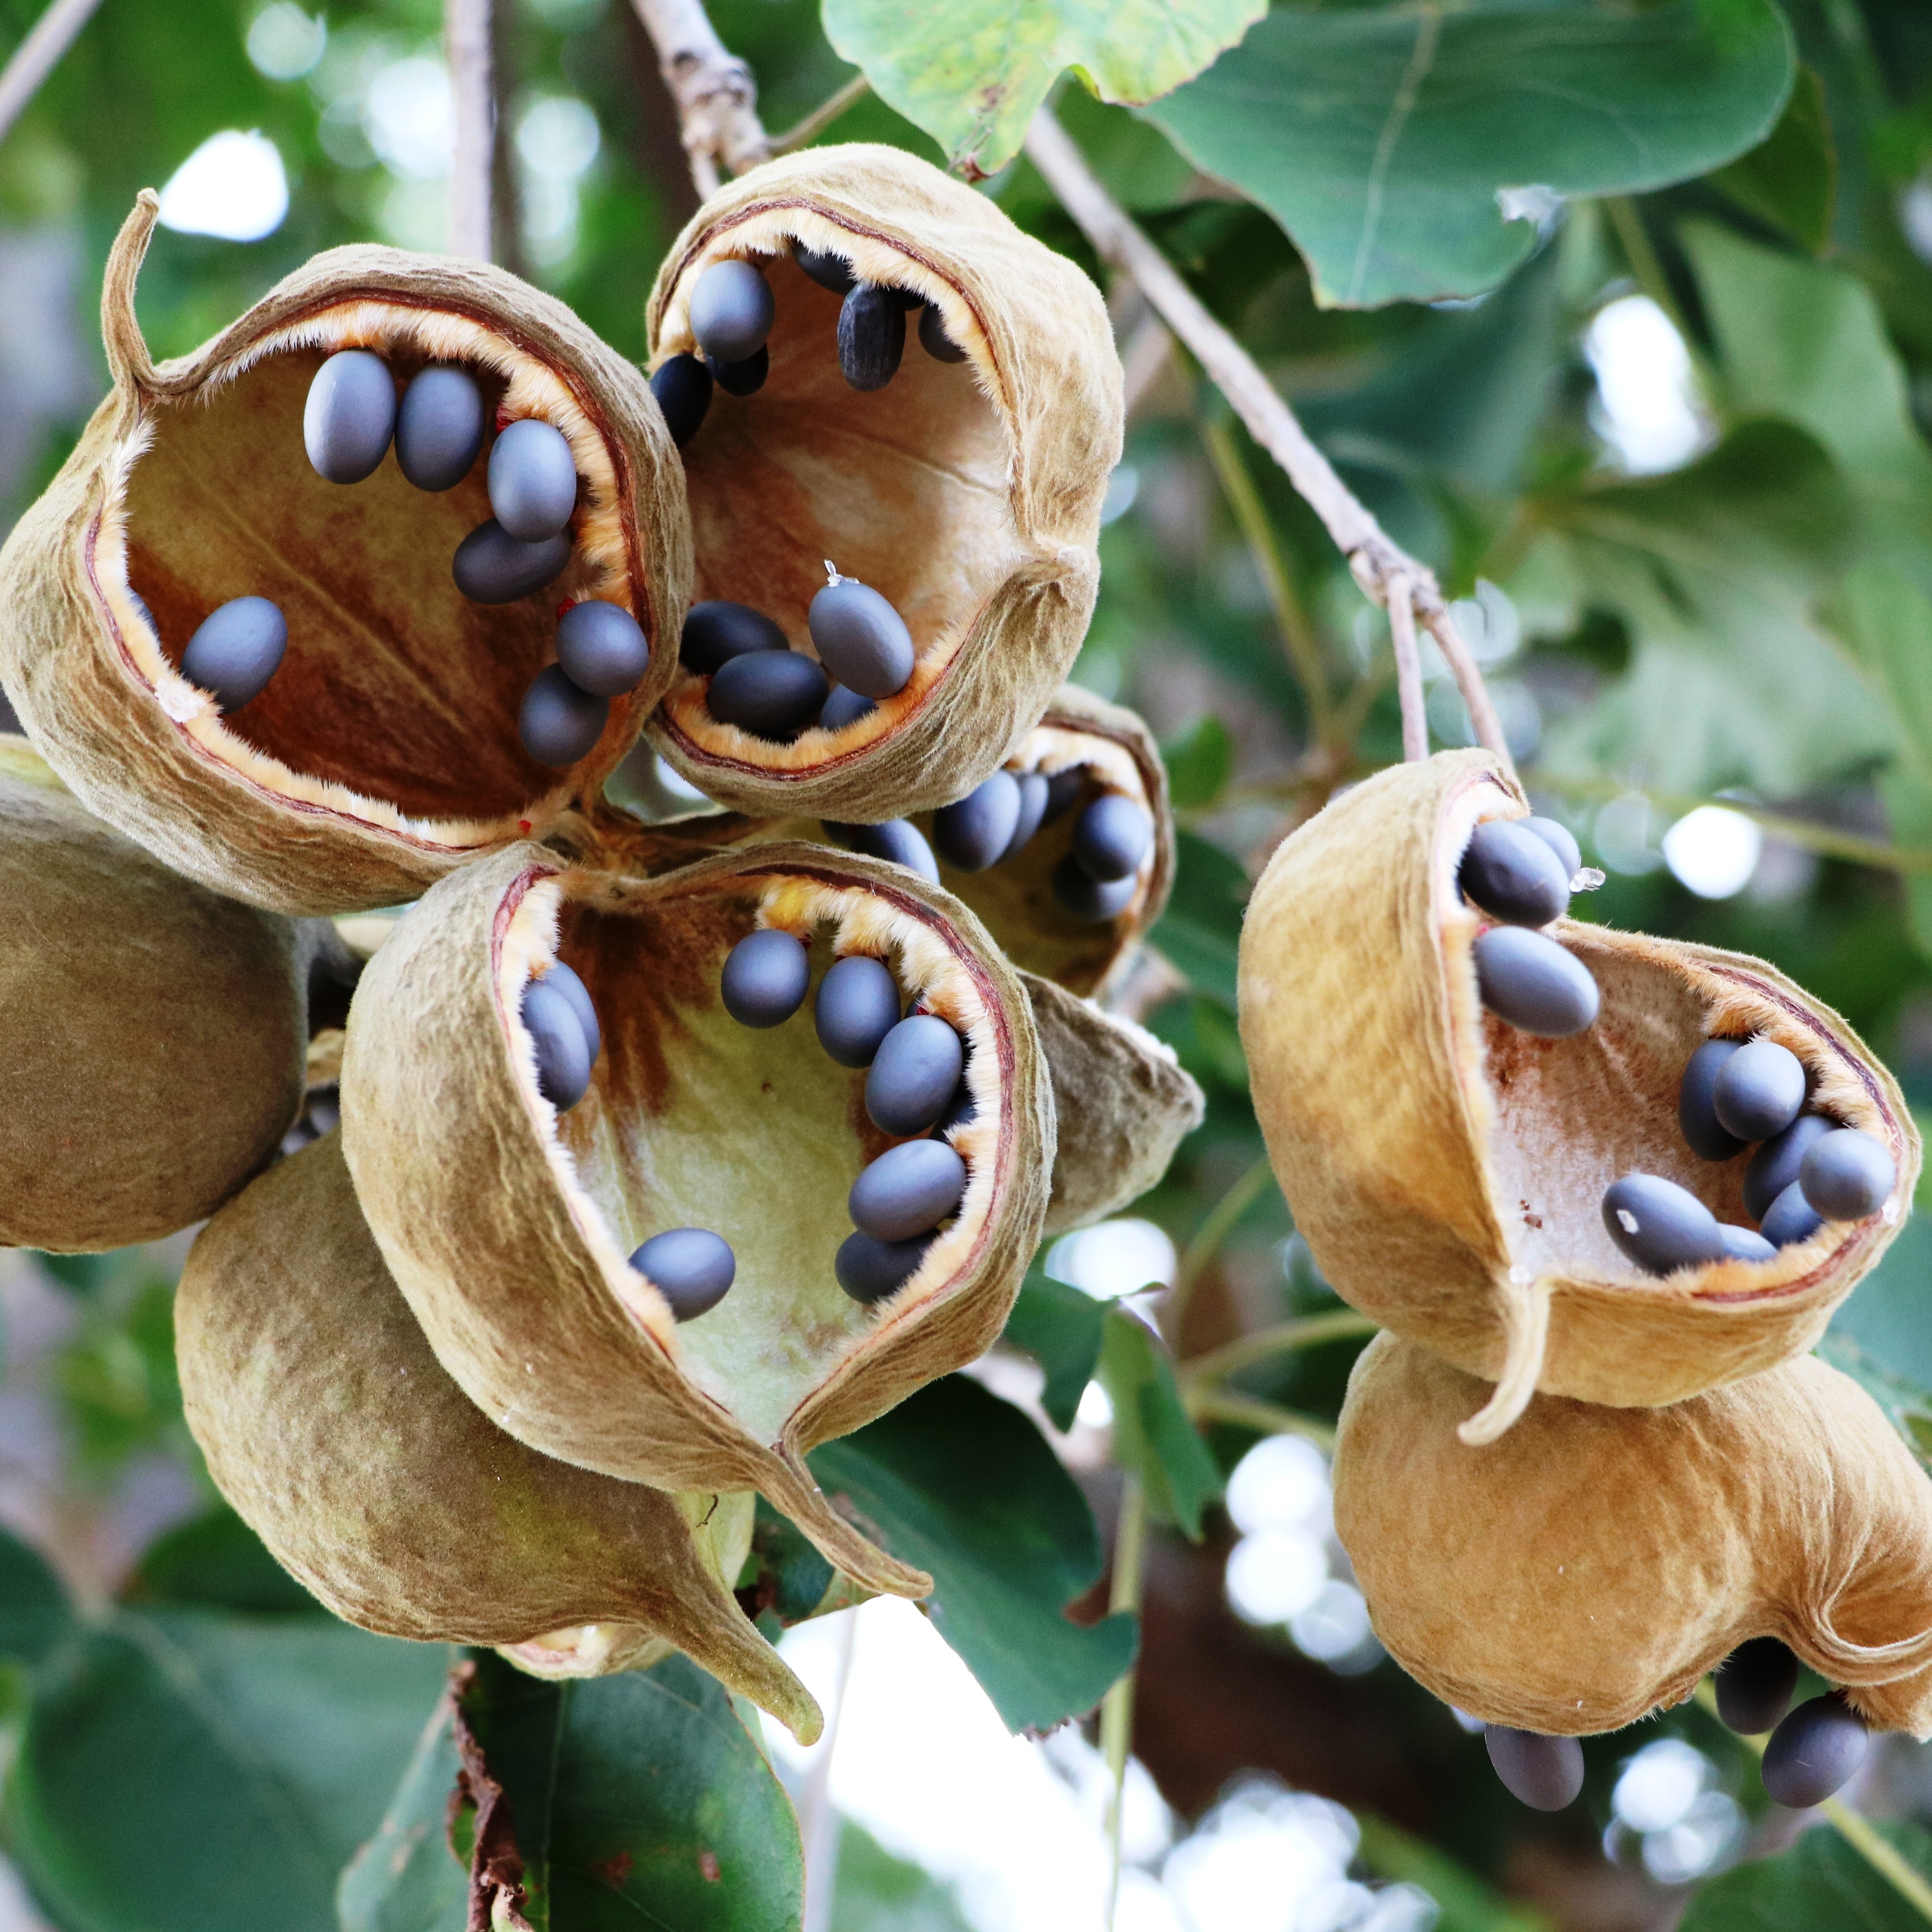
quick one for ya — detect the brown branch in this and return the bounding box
[445,0,494,261]
[628,0,769,198]
[0,0,103,147]
[1386,571,1427,762]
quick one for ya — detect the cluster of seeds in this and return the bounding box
[1460,815,1601,1037]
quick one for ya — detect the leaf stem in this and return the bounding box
[1165,1155,1277,1342]
[1101,1471,1147,1931]
[0,0,103,147]
[1184,1387,1337,1451]
[1386,568,1427,762]
[771,73,871,155]
[1180,1310,1378,1390]
[1603,197,1692,345]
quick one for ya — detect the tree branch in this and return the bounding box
[627,0,769,198]
[771,72,870,157]
[445,0,494,261]
[0,0,103,148]
[1386,571,1427,763]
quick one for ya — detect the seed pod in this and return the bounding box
[1239,751,1919,1443]
[1333,1332,1932,1738]
[645,146,1121,821]
[340,839,1053,1593]
[177,1136,822,1739]
[0,192,689,915]
[0,736,309,1249]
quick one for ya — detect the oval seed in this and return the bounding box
[1519,815,1582,881]
[488,418,578,543]
[1711,1037,1807,1143]
[555,600,649,697]
[1761,1695,1868,1808]
[809,575,915,699]
[1472,927,1600,1038]
[180,597,287,712]
[518,665,607,767]
[521,977,591,1111]
[933,771,1022,872]
[1761,1180,1824,1248]
[650,354,712,448]
[816,956,900,1069]
[1680,1039,1747,1162]
[1043,767,1086,823]
[541,960,600,1066]
[796,245,855,295]
[681,601,788,676]
[839,284,906,392]
[918,303,969,364]
[1718,1223,1778,1264]
[1072,794,1153,883]
[827,820,941,886]
[630,1228,735,1323]
[689,260,775,365]
[1459,819,1570,928]
[707,348,768,397]
[1484,1728,1583,1812]
[849,1139,968,1243]
[867,1015,965,1137]
[836,1230,931,1305]
[1602,1173,1726,1275]
[303,349,395,484]
[931,1078,977,1138]
[721,928,809,1028]
[452,520,572,604]
[707,650,829,741]
[1799,1127,1896,1222]
[819,683,877,732]
[1052,855,1138,923]
[395,365,486,491]
[1715,1637,1799,1735]
[1002,773,1050,862]
[1744,1113,1832,1221]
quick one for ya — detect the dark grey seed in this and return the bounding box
[125,587,155,634]
[815,955,900,1069]
[888,286,924,310]
[1762,1179,1824,1247]
[1484,1728,1583,1812]
[706,347,768,397]
[181,597,287,712]
[281,1116,319,1156]
[918,302,969,364]
[395,364,486,491]
[867,1015,965,1136]
[849,1138,968,1242]
[541,961,600,1065]
[1052,855,1137,923]
[934,771,1022,872]
[650,354,712,447]
[839,283,906,392]
[1602,1174,1726,1274]
[1715,1637,1799,1735]
[1459,819,1570,927]
[1472,927,1600,1038]
[809,576,914,699]
[453,520,572,604]
[1520,815,1582,881]
[1072,794,1153,883]
[836,1230,932,1304]
[722,928,809,1028]
[518,665,608,767]
[1799,1127,1896,1222]
[1761,1695,1868,1808]
[796,245,854,295]
[1680,1039,1748,1162]
[1718,1223,1778,1264]
[931,1078,976,1138]
[555,600,649,697]
[707,650,829,741]
[1001,773,1049,862]
[1744,1113,1832,1221]
[306,938,363,1034]
[681,601,788,676]
[1043,767,1086,823]
[631,1227,735,1322]
[819,683,877,732]
[488,418,578,543]
[690,260,775,365]
[522,977,591,1110]
[1712,1037,1806,1143]
[304,349,395,484]
[827,820,941,885]
[306,1087,341,1137]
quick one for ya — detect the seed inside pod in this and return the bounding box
[689,260,775,366]
[866,1015,965,1136]
[1472,925,1600,1037]
[1761,1694,1868,1808]
[1003,773,1050,861]
[795,244,855,294]
[519,664,608,767]
[708,649,829,741]
[707,348,768,397]
[932,1077,977,1137]
[1799,1127,1896,1222]
[1071,793,1152,884]
[631,1227,735,1322]
[488,418,578,543]
[1459,819,1570,928]
[522,974,591,1110]
[1712,1036,1806,1142]
[814,954,900,1068]
[835,1230,933,1304]
[180,596,287,712]
[839,283,906,392]
[1718,1224,1777,1264]
[722,927,810,1027]
[1744,1112,1833,1221]
[827,820,941,886]
[1052,854,1139,924]
[1519,815,1582,881]
[934,771,1022,872]
[1714,1637,1799,1735]
[650,353,712,448]
[1680,1038,1747,1162]
[554,599,649,697]
[850,1138,968,1242]
[1761,1180,1823,1248]
[681,600,789,675]
[453,518,574,605]
[809,572,915,699]
[1484,1728,1583,1811]
[819,684,877,732]
[1602,1173,1726,1274]
[304,348,396,484]
[1044,768,1085,823]
[541,959,600,1064]
[395,365,487,491]
[918,303,969,365]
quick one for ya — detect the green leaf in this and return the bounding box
[1002,1257,1107,1432]
[1098,1307,1221,1540]
[123,1506,324,1617]
[1827,1212,1932,1423]
[0,1525,75,1670]
[1677,1817,1932,1931]
[738,1497,839,1626]
[1141,0,1794,309]
[821,0,1266,178]
[1150,829,1249,1008]
[1354,1813,1554,1932]
[337,1696,469,1932]
[831,1820,973,1932]
[1160,713,1233,809]
[811,1375,1137,1730]
[1709,65,1836,254]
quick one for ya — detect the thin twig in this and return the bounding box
[799,1607,860,1932]
[771,72,870,156]
[628,0,769,197]
[1165,1155,1276,1344]
[445,0,494,261]
[1185,1387,1337,1451]
[1386,570,1427,762]
[0,0,103,147]
[1180,1310,1379,1391]
[1100,1472,1147,1932]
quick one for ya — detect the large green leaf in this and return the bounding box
[831,1821,974,1932]
[1002,1257,1107,1431]
[1709,66,1836,255]
[810,1375,1136,1730]
[1141,0,1794,308]
[337,1696,469,1932]
[1150,829,1248,1009]
[1098,1306,1222,1540]
[0,1525,76,1670]
[1677,1817,1932,1931]
[821,0,1265,177]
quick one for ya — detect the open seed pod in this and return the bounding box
[1334,1331,1932,1737]
[178,1136,821,1740]
[1238,749,1919,1443]
[0,734,312,1249]
[340,838,1053,1596]
[642,145,1121,821]
[0,192,688,916]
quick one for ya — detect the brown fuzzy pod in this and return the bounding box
[178,1137,822,1741]
[643,146,1122,820]
[341,838,1053,1597]
[1239,750,1918,1443]
[1334,1332,1932,1738]
[0,735,308,1249]
[0,193,689,916]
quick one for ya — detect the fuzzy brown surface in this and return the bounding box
[1238,750,1919,1440]
[0,193,689,915]
[643,146,1122,820]
[1334,1332,1932,1738]
[0,736,305,1248]
[177,1137,821,1740]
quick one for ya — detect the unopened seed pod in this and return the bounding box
[340,839,1052,1593]
[1238,751,1917,1442]
[1333,1332,1932,1738]
[644,147,1122,821]
[177,1136,821,1740]
[0,193,689,915]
